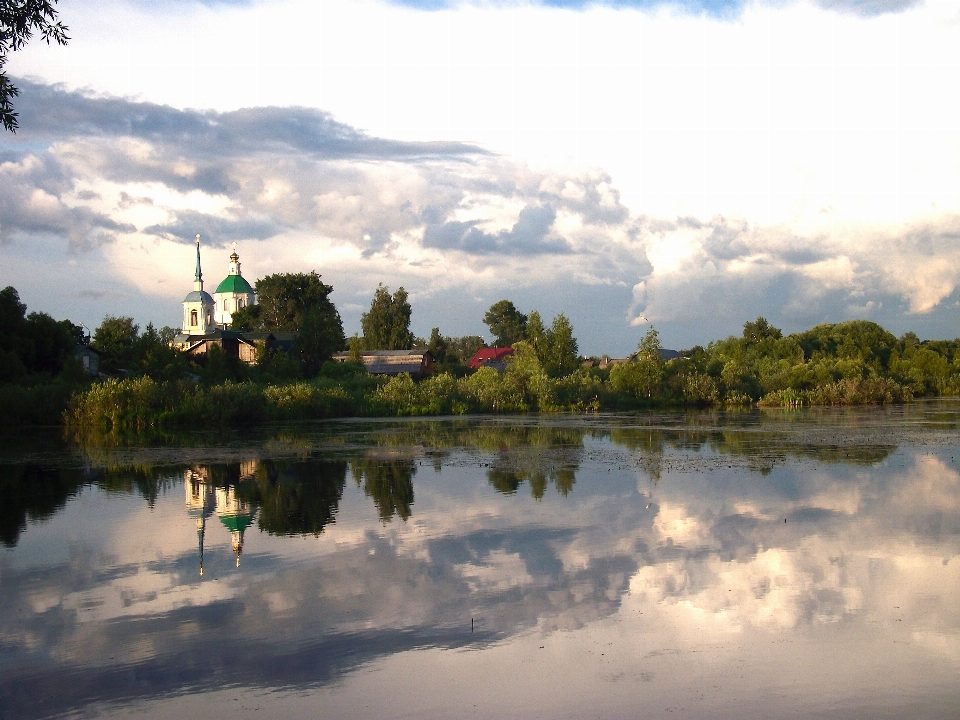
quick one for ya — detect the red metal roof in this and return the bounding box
[468,347,515,370]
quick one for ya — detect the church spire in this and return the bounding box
[194,234,203,291]
[197,516,206,577]
[229,242,241,277]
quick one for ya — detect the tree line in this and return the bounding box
[9,267,960,431]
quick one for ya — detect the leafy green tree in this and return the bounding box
[0,286,84,381]
[232,271,345,374]
[236,271,341,333]
[361,284,413,350]
[483,299,527,347]
[1,0,69,132]
[229,303,261,332]
[347,334,364,364]
[427,327,448,364]
[298,304,345,375]
[20,311,81,376]
[0,286,26,337]
[526,310,547,358]
[445,335,486,364]
[135,323,188,381]
[92,316,139,373]
[610,326,664,399]
[542,313,579,378]
[0,286,28,381]
[743,317,782,343]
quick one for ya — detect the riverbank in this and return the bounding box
[60,368,919,437]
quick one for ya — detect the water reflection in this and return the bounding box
[4,404,960,718]
[352,453,415,522]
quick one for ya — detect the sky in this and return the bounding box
[1,0,958,354]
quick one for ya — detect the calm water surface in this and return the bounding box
[4,402,960,719]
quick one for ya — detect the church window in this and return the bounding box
[191,310,198,326]
[238,297,245,309]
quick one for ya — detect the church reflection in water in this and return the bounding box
[185,461,258,575]
[181,454,420,575]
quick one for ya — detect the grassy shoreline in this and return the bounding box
[59,368,920,437]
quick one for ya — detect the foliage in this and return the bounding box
[483,299,527,347]
[426,327,448,365]
[0,286,82,382]
[361,284,414,350]
[297,303,346,375]
[90,316,188,379]
[231,271,345,374]
[237,271,333,331]
[445,335,486,364]
[1,0,69,132]
[609,327,664,400]
[91,316,139,373]
[541,313,579,378]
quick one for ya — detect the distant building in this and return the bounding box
[177,329,260,364]
[468,347,514,372]
[332,350,434,377]
[74,345,99,376]
[173,236,273,365]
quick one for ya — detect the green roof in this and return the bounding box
[220,513,255,534]
[215,274,254,294]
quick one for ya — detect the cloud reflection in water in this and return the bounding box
[2,408,960,718]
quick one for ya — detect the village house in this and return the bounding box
[468,347,514,372]
[332,349,433,377]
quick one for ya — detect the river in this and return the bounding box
[3,401,960,718]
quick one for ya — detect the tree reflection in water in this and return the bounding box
[485,425,583,499]
[351,453,416,522]
[241,458,348,536]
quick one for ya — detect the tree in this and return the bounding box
[483,299,527,347]
[361,285,413,350]
[542,313,579,377]
[91,316,139,373]
[526,310,547,358]
[445,335,486,364]
[611,326,664,399]
[298,304,345,375]
[231,271,345,373]
[743,317,782,344]
[1,0,69,132]
[20,311,80,375]
[427,327,448,365]
[238,272,340,333]
[135,323,188,381]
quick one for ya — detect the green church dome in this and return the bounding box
[215,274,254,294]
[220,513,254,534]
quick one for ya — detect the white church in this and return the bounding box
[174,234,262,361]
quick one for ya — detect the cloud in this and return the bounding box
[13,81,488,163]
[141,210,283,244]
[3,76,960,353]
[383,0,920,17]
[815,0,922,16]
[423,204,572,255]
[0,154,136,252]
[627,212,960,342]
